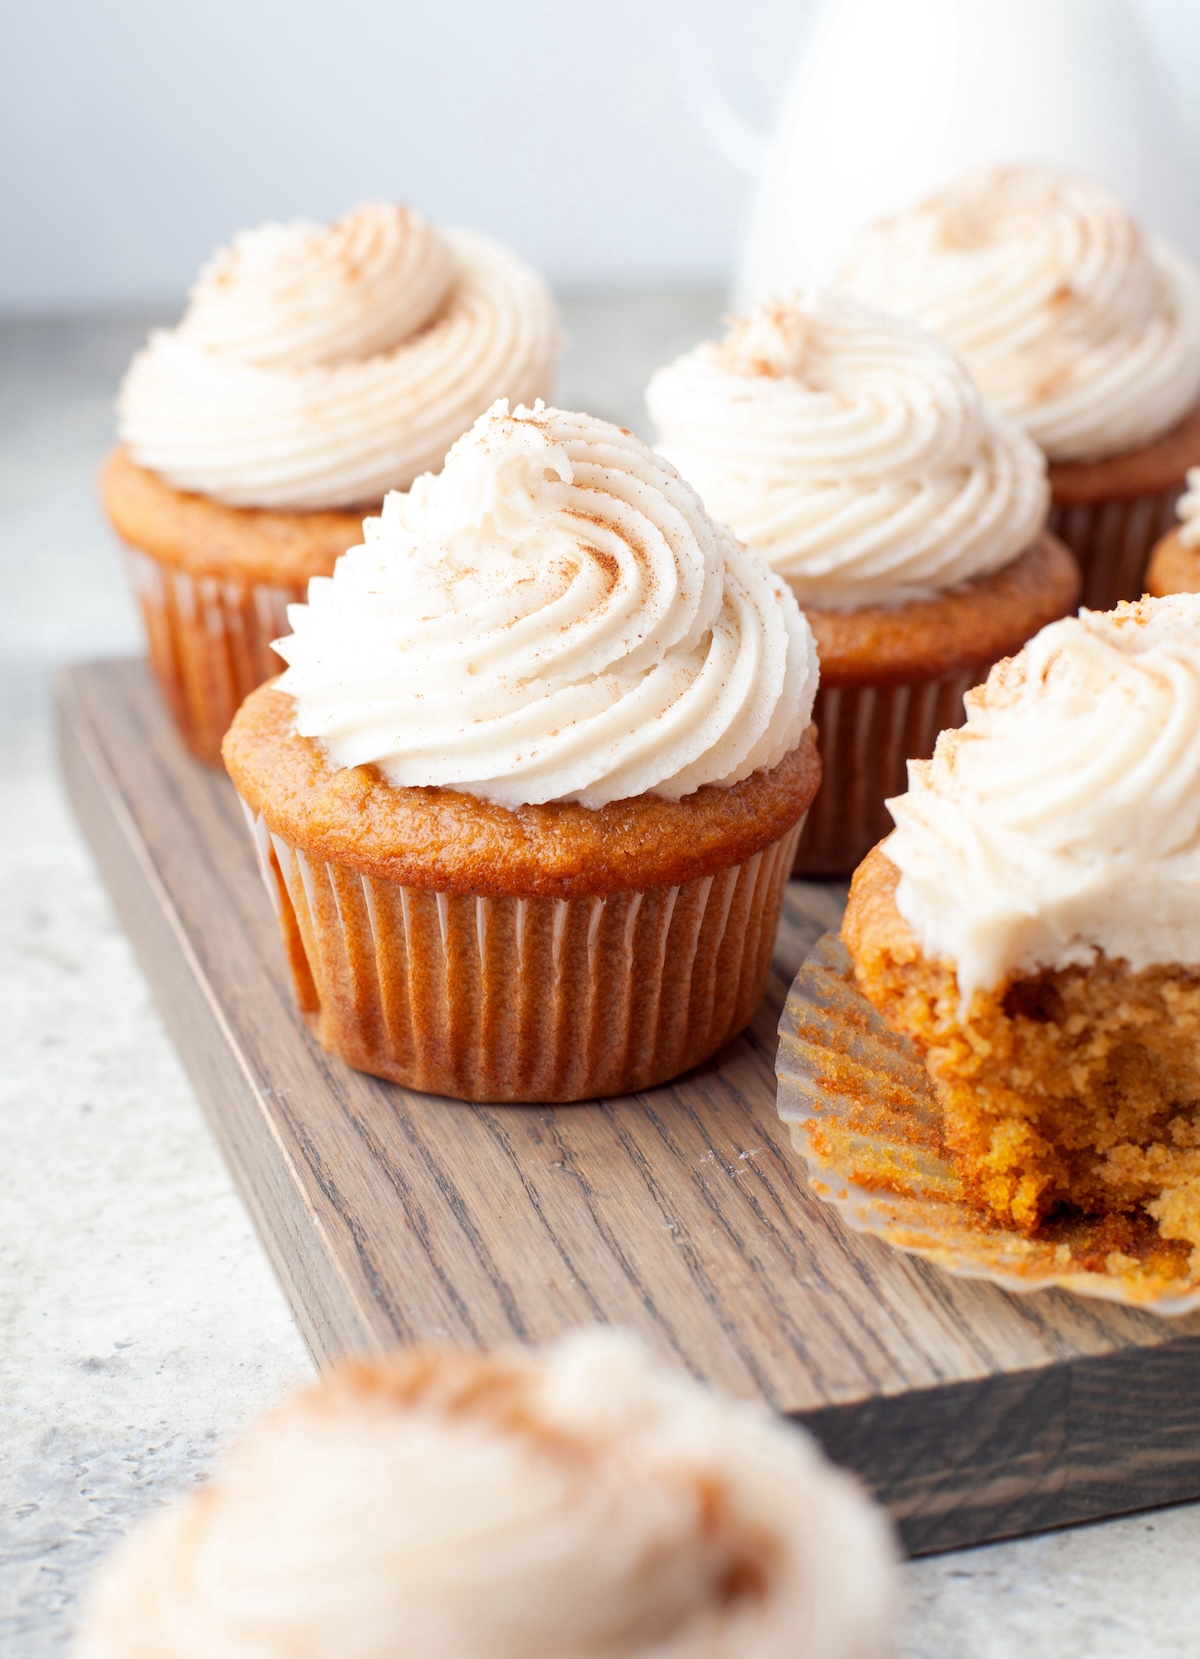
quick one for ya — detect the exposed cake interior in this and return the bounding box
[844,594,1200,1264]
[844,847,1200,1262]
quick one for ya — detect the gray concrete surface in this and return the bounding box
[1,299,1196,1657]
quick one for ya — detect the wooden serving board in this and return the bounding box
[59,659,1200,1556]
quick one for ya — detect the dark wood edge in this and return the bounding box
[800,1326,1200,1556]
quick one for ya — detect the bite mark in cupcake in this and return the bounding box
[843,594,1200,1265]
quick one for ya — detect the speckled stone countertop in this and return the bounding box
[3,298,1199,1658]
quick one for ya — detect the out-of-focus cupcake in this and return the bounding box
[73,1330,895,1659]
[223,400,821,1102]
[843,595,1200,1264]
[646,292,1076,876]
[102,203,559,763]
[838,165,1200,611]
[1147,468,1200,597]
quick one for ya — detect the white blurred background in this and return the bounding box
[1,0,1199,310]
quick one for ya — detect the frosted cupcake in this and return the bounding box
[838,165,1200,610]
[102,203,559,762]
[1146,468,1200,597]
[73,1331,894,1659]
[843,595,1200,1267]
[223,400,820,1102]
[646,293,1075,874]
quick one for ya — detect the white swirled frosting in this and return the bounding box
[1178,468,1200,549]
[118,203,559,510]
[839,165,1200,465]
[275,400,817,808]
[884,594,1200,999]
[73,1331,895,1659]
[646,294,1047,611]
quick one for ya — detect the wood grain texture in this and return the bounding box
[58,659,1200,1555]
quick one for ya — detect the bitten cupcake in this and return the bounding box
[102,202,559,763]
[843,596,1200,1268]
[838,165,1200,610]
[224,400,820,1103]
[646,293,1075,875]
[73,1331,895,1659]
[1146,468,1200,597]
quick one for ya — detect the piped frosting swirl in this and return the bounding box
[118,203,559,510]
[646,293,1047,610]
[885,594,1200,999]
[73,1332,895,1659]
[838,165,1200,464]
[275,400,818,808]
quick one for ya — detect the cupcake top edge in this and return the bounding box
[645,290,1048,613]
[881,592,1200,998]
[224,690,820,899]
[837,163,1200,465]
[72,1330,896,1659]
[116,204,561,512]
[271,399,819,812]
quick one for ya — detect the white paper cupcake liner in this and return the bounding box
[776,931,1200,1314]
[793,672,979,877]
[242,801,804,1102]
[128,548,301,764]
[1049,482,1181,611]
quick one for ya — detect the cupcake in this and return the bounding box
[842,595,1200,1267]
[223,400,820,1102]
[646,293,1076,875]
[102,203,559,763]
[838,165,1200,610]
[1146,468,1200,597]
[73,1331,895,1659]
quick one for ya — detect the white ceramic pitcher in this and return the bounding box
[733,0,1200,307]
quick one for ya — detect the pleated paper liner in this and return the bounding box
[1048,482,1181,612]
[241,802,804,1103]
[776,931,1200,1314]
[129,548,300,766]
[793,670,979,877]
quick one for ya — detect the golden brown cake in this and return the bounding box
[1146,526,1200,598]
[646,293,1073,875]
[1147,468,1200,598]
[73,1332,895,1659]
[845,845,1200,1247]
[838,165,1200,610]
[842,596,1200,1266]
[224,403,821,1103]
[104,202,559,763]
[226,686,819,1100]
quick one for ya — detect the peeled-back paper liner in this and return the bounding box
[794,671,980,878]
[776,931,1200,1314]
[241,800,804,1103]
[129,547,301,765]
[1049,481,1182,612]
